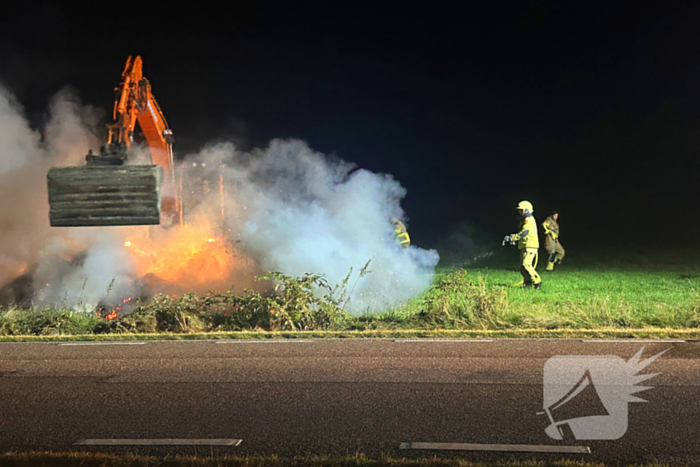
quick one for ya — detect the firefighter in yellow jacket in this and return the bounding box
[390,217,410,249]
[542,211,565,271]
[504,201,541,289]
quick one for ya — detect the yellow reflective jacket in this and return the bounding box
[511,215,539,249]
[393,221,410,248]
[542,216,559,240]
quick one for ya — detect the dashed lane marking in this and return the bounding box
[215,339,314,344]
[580,339,685,343]
[58,342,146,346]
[393,339,493,343]
[74,439,242,446]
[399,442,589,453]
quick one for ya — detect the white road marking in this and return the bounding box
[399,442,590,453]
[580,339,685,343]
[393,339,493,342]
[58,342,146,346]
[74,439,242,446]
[215,339,314,344]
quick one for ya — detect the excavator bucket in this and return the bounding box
[47,165,163,227]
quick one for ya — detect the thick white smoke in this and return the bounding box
[184,140,439,313]
[0,87,42,173]
[45,88,103,166]
[33,234,140,310]
[0,82,439,314]
[0,83,138,309]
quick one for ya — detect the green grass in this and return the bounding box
[0,452,676,467]
[2,252,700,340]
[402,268,700,330]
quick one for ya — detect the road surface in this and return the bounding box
[0,338,696,464]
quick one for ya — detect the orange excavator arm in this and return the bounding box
[136,92,174,177]
[103,56,181,224]
[108,56,175,178]
[47,56,182,227]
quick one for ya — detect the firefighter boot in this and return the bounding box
[546,261,554,272]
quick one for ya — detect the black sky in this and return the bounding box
[1,1,699,251]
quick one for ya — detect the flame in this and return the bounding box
[124,241,132,247]
[122,219,241,291]
[104,311,117,320]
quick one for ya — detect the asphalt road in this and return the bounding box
[0,338,697,464]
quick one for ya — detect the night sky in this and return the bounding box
[2,1,699,252]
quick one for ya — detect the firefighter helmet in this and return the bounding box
[516,200,533,216]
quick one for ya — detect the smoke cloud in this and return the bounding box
[185,140,439,313]
[0,82,439,314]
[0,83,132,308]
[0,87,42,173]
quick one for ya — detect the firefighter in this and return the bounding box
[390,217,410,249]
[505,200,541,289]
[542,211,565,271]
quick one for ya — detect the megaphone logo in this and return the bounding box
[541,347,668,440]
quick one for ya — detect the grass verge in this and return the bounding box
[2,261,700,340]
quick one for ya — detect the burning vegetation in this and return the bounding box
[0,79,439,317]
[122,219,252,293]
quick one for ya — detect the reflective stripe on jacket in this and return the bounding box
[393,221,411,247]
[511,215,539,249]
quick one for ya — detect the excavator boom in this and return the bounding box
[47,56,181,227]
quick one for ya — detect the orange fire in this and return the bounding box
[104,311,118,320]
[122,219,242,292]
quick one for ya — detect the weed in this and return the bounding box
[409,269,509,329]
[4,261,700,336]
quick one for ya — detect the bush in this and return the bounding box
[412,269,509,329]
[0,307,101,336]
[14,270,360,336]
